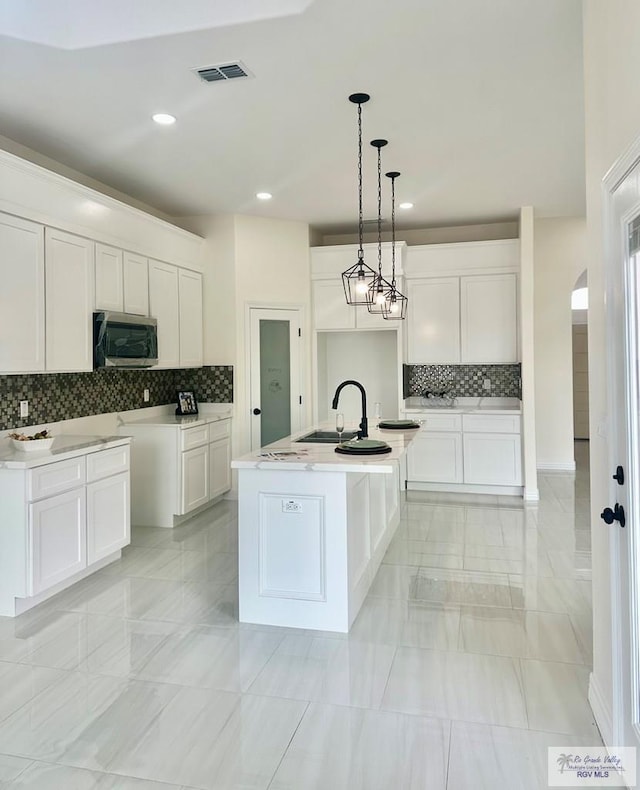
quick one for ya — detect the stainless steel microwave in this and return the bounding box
[93,311,158,368]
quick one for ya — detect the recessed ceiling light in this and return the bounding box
[152,113,176,125]
[399,202,414,210]
[256,192,273,200]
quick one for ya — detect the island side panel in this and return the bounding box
[238,468,350,632]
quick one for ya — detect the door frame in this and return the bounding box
[602,133,640,750]
[245,303,305,450]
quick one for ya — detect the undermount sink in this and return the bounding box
[295,429,358,443]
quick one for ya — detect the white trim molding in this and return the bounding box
[537,461,577,472]
[589,671,614,747]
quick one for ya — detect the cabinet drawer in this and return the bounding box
[208,419,230,442]
[462,413,521,434]
[412,413,462,432]
[180,424,209,451]
[87,444,130,482]
[28,457,86,501]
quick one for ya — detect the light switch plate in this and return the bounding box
[19,400,29,418]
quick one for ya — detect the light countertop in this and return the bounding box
[120,405,233,429]
[402,396,521,415]
[232,424,419,474]
[0,435,131,470]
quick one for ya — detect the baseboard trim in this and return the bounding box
[588,671,613,747]
[524,487,539,501]
[537,462,577,472]
[406,482,523,497]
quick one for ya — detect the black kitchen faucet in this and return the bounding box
[331,380,368,439]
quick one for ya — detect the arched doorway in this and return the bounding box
[571,270,589,440]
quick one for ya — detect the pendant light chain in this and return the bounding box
[390,173,396,286]
[382,170,408,320]
[377,141,382,278]
[357,101,364,261]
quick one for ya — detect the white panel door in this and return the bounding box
[0,213,45,373]
[463,433,522,485]
[178,268,203,367]
[87,473,130,564]
[460,273,518,363]
[313,281,356,330]
[209,437,231,500]
[407,431,463,483]
[123,252,149,315]
[45,228,94,371]
[407,277,460,363]
[95,243,124,311]
[29,487,86,595]
[149,260,179,368]
[181,445,209,514]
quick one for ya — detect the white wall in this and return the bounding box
[583,0,640,745]
[534,217,587,469]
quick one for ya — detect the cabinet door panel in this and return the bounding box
[313,281,356,330]
[463,433,522,485]
[209,437,231,500]
[178,269,203,367]
[460,274,518,363]
[407,278,460,363]
[149,260,179,369]
[29,487,86,595]
[0,214,45,373]
[95,243,123,311]
[45,228,94,371]
[123,252,149,315]
[87,473,130,564]
[407,432,463,483]
[181,445,209,514]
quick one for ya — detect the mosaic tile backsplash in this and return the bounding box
[406,364,521,398]
[0,366,233,431]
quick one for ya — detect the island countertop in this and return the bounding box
[232,424,419,474]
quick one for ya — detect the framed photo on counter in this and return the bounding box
[176,390,198,416]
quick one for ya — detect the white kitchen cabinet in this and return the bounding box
[95,243,124,311]
[121,415,232,528]
[210,437,231,500]
[29,487,87,596]
[149,259,180,368]
[407,277,460,363]
[463,433,522,486]
[123,252,149,315]
[87,472,130,565]
[460,273,518,363]
[0,213,45,373]
[45,228,94,371]
[181,445,210,513]
[313,280,356,330]
[408,431,463,484]
[178,268,204,367]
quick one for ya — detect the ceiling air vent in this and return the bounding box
[193,62,253,84]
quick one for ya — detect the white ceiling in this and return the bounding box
[0,0,585,232]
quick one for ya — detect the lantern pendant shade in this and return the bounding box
[367,138,392,314]
[382,169,408,320]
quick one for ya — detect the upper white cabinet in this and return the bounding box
[123,252,149,315]
[0,213,45,373]
[178,268,204,367]
[149,260,180,369]
[407,277,460,363]
[45,228,94,372]
[313,281,355,330]
[95,243,124,311]
[460,274,517,364]
[95,246,149,316]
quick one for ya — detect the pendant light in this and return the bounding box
[367,138,393,314]
[342,93,378,305]
[383,170,408,320]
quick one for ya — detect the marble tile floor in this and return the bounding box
[0,442,600,789]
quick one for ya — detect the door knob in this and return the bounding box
[613,465,625,485]
[253,408,261,415]
[601,503,626,528]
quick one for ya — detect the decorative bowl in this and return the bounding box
[11,437,54,452]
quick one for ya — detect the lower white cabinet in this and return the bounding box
[122,416,232,528]
[0,439,131,617]
[29,487,87,596]
[181,445,210,513]
[87,472,130,564]
[405,410,522,490]
[408,432,463,484]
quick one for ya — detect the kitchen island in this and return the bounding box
[232,425,418,632]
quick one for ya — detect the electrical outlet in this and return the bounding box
[282,499,302,514]
[19,400,28,418]
[482,379,491,390]
[143,388,150,402]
